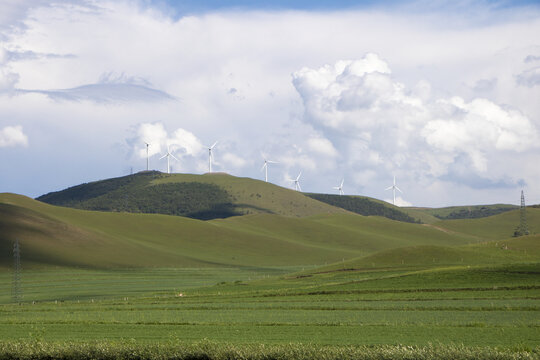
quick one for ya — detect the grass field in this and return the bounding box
[1,184,540,359]
[1,260,538,349]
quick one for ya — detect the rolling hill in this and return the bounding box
[37,171,346,219]
[0,192,496,270]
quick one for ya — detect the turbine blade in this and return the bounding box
[395,186,403,193]
[170,153,180,161]
[297,182,302,191]
[385,186,393,191]
[211,141,218,149]
[340,179,344,187]
[159,154,167,159]
[296,172,302,181]
[267,160,278,164]
[261,163,267,171]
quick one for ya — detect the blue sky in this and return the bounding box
[1,0,539,207]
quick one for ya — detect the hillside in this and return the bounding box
[433,207,540,240]
[1,193,486,270]
[305,193,420,223]
[305,235,540,273]
[416,204,518,220]
[37,171,345,219]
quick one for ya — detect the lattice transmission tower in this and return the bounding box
[514,190,529,237]
[12,239,22,303]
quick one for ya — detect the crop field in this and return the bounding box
[1,262,538,353]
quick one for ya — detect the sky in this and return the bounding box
[1,0,540,207]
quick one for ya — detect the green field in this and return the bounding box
[1,175,540,359]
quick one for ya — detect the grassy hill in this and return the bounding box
[305,193,420,223]
[416,204,518,220]
[305,235,540,273]
[433,207,540,240]
[37,171,345,219]
[0,193,490,270]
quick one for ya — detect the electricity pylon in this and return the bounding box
[12,240,21,303]
[514,190,529,237]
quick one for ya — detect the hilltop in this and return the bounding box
[37,171,346,220]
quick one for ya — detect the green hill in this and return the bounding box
[417,204,518,220]
[305,193,420,223]
[37,171,345,219]
[1,193,487,270]
[306,235,540,273]
[434,208,540,240]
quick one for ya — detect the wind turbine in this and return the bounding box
[205,141,218,173]
[144,141,150,171]
[385,175,402,206]
[288,172,302,191]
[333,179,344,195]
[261,159,278,182]
[159,146,179,174]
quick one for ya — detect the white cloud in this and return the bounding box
[384,196,412,207]
[293,54,540,198]
[516,67,540,87]
[0,125,28,147]
[221,152,246,169]
[0,68,19,92]
[0,1,539,205]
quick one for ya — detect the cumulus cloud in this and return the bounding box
[131,122,205,173]
[0,125,28,147]
[293,54,540,191]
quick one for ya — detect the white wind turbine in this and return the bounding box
[333,179,344,195]
[385,175,402,206]
[159,146,179,174]
[144,141,150,171]
[261,159,278,182]
[205,141,218,173]
[288,172,302,191]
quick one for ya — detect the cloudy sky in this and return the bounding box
[1,0,539,207]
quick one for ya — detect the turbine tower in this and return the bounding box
[385,175,402,206]
[261,159,278,182]
[333,179,344,195]
[144,142,150,171]
[288,172,302,191]
[159,146,179,174]
[205,141,218,173]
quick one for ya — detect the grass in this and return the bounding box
[1,194,494,269]
[37,172,346,218]
[1,342,537,360]
[434,208,540,240]
[0,262,538,349]
[1,184,539,358]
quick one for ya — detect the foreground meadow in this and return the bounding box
[1,261,538,359]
